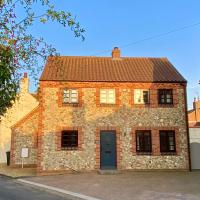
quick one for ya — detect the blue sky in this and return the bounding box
[21,0,200,109]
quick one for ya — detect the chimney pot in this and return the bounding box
[112,47,121,58]
[24,72,28,78]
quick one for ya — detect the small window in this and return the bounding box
[136,131,152,153]
[63,89,78,103]
[61,130,78,149]
[158,89,173,105]
[100,89,116,104]
[134,89,149,104]
[160,130,176,153]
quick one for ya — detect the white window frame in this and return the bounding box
[63,89,78,103]
[134,89,149,104]
[100,89,116,104]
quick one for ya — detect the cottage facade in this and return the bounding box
[11,48,190,174]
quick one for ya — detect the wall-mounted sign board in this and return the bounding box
[21,148,29,158]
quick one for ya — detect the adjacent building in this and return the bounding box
[188,98,200,169]
[10,48,190,174]
[0,73,39,163]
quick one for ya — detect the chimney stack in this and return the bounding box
[112,47,121,59]
[193,97,200,122]
[24,72,28,78]
[20,72,29,93]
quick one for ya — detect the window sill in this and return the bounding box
[160,152,177,156]
[133,103,150,108]
[158,104,174,108]
[61,147,79,151]
[99,103,117,107]
[136,152,152,155]
[62,103,81,107]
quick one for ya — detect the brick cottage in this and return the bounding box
[10,47,190,174]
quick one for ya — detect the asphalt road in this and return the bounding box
[0,175,79,200]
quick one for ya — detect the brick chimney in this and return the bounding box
[20,72,29,93]
[112,47,121,59]
[193,98,200,122]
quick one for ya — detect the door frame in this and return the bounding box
[100,130,117,169]
[95,127,122,170]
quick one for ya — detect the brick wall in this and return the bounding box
[188,99,200,127]
[11,107,39,167]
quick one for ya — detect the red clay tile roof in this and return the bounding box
[40,56,186,83]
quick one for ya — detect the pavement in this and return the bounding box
[0,175,80,200]
[20,171,200,200]
[0,164,36,178]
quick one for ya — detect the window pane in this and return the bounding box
[160,132,168,152]
[71,93,77,97]
[136,131,151,152]
[169,145,175,151]
[63,89,69,94]
[61,131,78,148]
[108,90,114,95]
[134,90,141,103]
[134,90,149,104]
[65,93,70,98]
[166,98,172,103]
[100,89,115,104]
[71,97,78,103]
[108,90,115,103]
[63,97,70,103]
[137,133,142,151]
[100,90,107,103]
[63,90,70,103]
[101,93,107,98]
[160,131,175,152]
[100,90,107,94]
[136,135,140,151]
[71,89,77,94]
[159,89,173,104]
[108,93,114,98]
[143,91,149,103]
[166,94,171,98]
[108,97,115,104]
[63,89,78,103]
[100,97,107,103]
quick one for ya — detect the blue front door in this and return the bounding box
[100,131,117,169]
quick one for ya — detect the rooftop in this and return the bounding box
[40,47,186,83]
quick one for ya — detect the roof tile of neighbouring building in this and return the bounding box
[40,56,186,83]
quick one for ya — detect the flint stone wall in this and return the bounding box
[38,82,189,172]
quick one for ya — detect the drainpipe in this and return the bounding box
[184,84,191,171]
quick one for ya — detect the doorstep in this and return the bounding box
[97,170,121,175]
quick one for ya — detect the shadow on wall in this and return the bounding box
[190,142,200,170]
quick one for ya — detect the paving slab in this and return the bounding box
[21,171,200,200]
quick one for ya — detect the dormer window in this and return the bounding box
[63,89,78,103]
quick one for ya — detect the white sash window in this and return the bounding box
[63,89,78,103]
[100,89,116,104]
